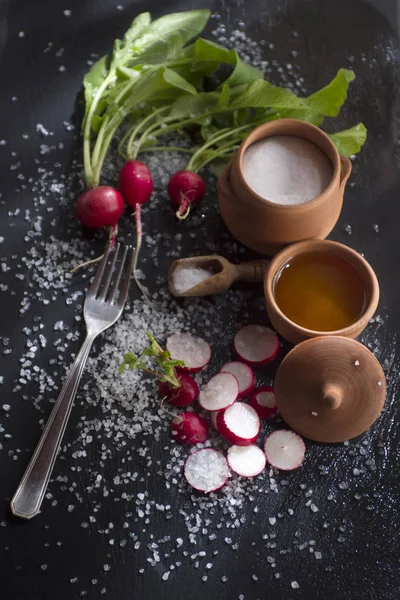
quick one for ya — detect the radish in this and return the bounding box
[220,361,255,398]
[227,445,266,478]
[159,373,198,407]
[166,332,211,373]
[249,385,278,419]
[76,186,124,230]
[171,412,208,445]
[233,325,279,365]
[119,160,153,297]
[217,402,260,446]
[264,430,306,471]
[198,373,238,412]
[184,448,230,492]
[210,411,220,431]
[168,170,205,220]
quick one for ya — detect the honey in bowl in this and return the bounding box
[273,252,367,332]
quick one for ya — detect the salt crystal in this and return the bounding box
[291,581,299,589]
[242,136,332,204]
[172,266,212,294]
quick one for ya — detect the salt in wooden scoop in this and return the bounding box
[168,255,269,297]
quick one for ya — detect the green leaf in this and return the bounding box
[185,38,263,86]
[329,123,367,156]
[169,91,220,118]
[110,12,152,69]
[218,83,230,107]
[163,68,198,95]
[307,68,355,117]
[83,55,109,124]
[229,80,309,110]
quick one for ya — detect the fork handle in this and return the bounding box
[10,332,96,519]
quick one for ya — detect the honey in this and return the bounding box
[273,252,367,332]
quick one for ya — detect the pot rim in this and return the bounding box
[264,239,380,338]
[235,119,342,211]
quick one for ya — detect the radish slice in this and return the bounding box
[184,449,230,493]
[198,373,239,412]
[166,332,211,373]
[171,412,209,445]
[210,411,220,431]
[249,385,278,419]
[227,444,266,477]
[220,361,255,398]
[233,325,279,365]
[264,430,306,471]
[217,402,260,446]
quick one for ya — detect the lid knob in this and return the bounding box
[321,384,342,410]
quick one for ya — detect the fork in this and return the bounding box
[10,242,134,520]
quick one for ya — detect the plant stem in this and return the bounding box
[139,145,193,154]
[126,105,169,159]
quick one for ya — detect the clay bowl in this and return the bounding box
[264,239,379,345]
[217,119,352,256]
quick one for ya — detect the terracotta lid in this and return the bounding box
[275,336,386,443]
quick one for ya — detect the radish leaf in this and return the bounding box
[329,123,367,156]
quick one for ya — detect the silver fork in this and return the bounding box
[10,242,134,520]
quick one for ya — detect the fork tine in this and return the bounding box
[108,245,129,304]
[97,243,121,302]
[88,241,114,296]
[115,246,135,307]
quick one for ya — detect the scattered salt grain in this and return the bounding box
[291,581,299,589]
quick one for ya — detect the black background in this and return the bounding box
[1,0,400,599]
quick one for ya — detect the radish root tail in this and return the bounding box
[70,224,118,273]
[132,204,153,308]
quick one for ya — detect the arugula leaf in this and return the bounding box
[307,68,355,117]
[329,123,367,157]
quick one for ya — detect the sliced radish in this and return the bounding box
[210,411,220,431]
[184,449,230,493]
[217,402,260,446]
[249,385,278,419]
[220,361,255,398]
[233,325,279,365]
[166,332,211,373]
[159,373,199,407]
[227,444,266,477]
[198,373,238,412]
[264,430,305,471]
[171,412,208,445]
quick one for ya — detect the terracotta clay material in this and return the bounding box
[274,336,386,442]
[264,239,379,345]
[217,119,351,256]
[168,255,268,297]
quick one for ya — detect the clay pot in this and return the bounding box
[217,119,352,256]
[264,239,379,345]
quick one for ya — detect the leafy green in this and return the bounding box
[119,333,185,387]
[329,123,367,157]
[307,68,355,117]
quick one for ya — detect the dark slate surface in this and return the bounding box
[1,0,400,599]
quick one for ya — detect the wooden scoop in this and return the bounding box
[168,255,269,297]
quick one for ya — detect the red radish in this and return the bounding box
[220,361,255,398]
[171,412,208,445]
[184,448,230,492]
[227,444,266,477]
[210,411,220,431]
[233,325,279,365]
[159,373,198,407]
[168,170,205,220]
[76,186,124,229]
[198,373,238,412]
[166,332,211,373]
[217,402,260,446]
[249,385,278,419]
[264,430,305,471]
[119,161,153,297]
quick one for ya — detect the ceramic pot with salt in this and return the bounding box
[217,119,352,256]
